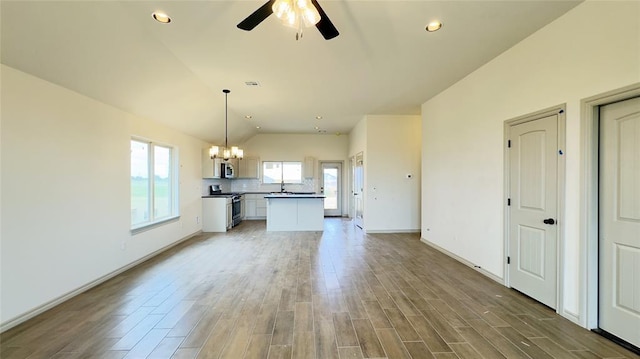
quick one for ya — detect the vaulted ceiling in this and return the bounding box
[1,1,581,144]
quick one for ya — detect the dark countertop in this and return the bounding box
[264,194,325,199]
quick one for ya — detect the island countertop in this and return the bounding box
[264,194,325,199]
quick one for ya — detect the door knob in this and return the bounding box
[543,218,556,225]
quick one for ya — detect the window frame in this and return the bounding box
[130,137,180,233]
[262,161,303,184]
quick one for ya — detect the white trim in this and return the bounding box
[420,237,503,284]
[0,230,201,333]
[580,82,640,329]
[503,104,566,314]
[367,229,421,234]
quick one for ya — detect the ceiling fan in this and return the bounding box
[237,0,339,40]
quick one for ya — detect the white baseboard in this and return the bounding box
[420,237,504,284]
[0,230,202,333]
[366,229,421,234]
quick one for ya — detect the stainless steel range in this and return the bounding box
[209,186,243,227]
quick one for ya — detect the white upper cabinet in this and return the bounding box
[237,157,260,179]
[304,156,316,179]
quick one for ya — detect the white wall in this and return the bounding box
[366,116,421,232]
[0,65,206,328]
[421,0,639,325]
[349,115,422,233]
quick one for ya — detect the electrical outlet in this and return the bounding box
[196,216,200,224]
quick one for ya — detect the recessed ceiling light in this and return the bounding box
[152,12,171,24]
[256,126,261,129]
[426,21,442,32]
[314,126,319,130]
[245,115,252,119]
[315,116,323,120]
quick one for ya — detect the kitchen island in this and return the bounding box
[265,194,325,231]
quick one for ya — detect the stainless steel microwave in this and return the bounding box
[221,162,235,179]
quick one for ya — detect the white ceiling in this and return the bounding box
[1,0,581,144]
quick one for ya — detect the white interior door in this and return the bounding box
[320,162,342,217]
[599,96,640,348]
[354,153,364,229]
[508,114,558,309]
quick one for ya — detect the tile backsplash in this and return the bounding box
[202,178,316,195]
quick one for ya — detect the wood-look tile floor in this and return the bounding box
[2,219,639,359]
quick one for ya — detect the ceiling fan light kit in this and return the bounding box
[237,0,339,40]
[273,0,320,27]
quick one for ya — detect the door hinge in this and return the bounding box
[507,256,511,264]
[507,140,511,148]
[507,198,511,206]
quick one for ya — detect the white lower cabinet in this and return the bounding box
[244,194,267,219]
[203,197,231,232]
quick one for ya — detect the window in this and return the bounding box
[263,161,302,184]
[131,139,178,230]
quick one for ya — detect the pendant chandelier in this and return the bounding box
[209,89,243,161]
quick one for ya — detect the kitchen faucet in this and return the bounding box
[280,181,285,193]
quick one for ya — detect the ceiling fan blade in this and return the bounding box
[311,0,339,40]
[237,0,275,31]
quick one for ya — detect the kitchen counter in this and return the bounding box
[266,195,324,231]
[264,194,324,199]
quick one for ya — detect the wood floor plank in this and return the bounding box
[530,337,582,359]
[315,319,339,359]
[180,309,223,348]
[455,326,505,358]
[147,336,184,358]
[495,326,554,359]
[268,345,292,359]
[111,314,165,351]
[343,294,368,320]
[383,308,421,342]
[272,311,295,346]
[466,319,530,359]
[420,307,465,343]
[351,319,386,359]
[292,329,315,359]
[295,302,314,333]
[171,348,199,359]
[405,315,451,353]
[449,343,482,359]
[244,334,272,359]
[362,301,393,329]
[279,289,296,312]
[337,346,364,359]
[388,291,420,317]
[332,312,358,347]
[376,328,411,359]
[197,318,234,358]
[403,341,436,359]
[219,324,253,359]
